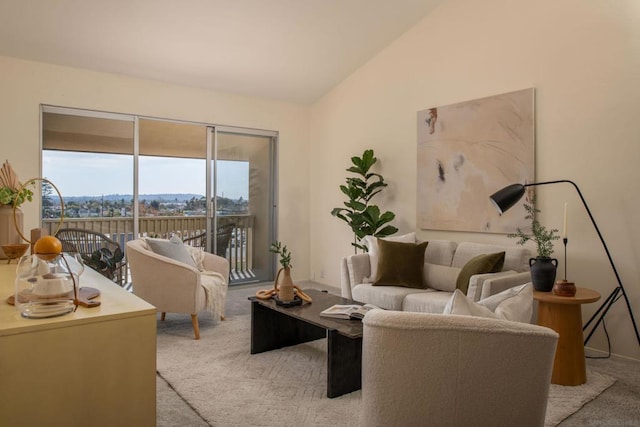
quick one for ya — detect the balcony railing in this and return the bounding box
[42,214,254,284]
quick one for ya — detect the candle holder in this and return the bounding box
[552,237,576,297]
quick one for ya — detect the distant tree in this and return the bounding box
[42,181,54,207]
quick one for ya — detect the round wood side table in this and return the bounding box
[533,286,600,386]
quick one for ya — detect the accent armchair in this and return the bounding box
[361,310,558,427]
[126,238,229,339]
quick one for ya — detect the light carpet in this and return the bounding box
[545,370,616,426]
[157,314,615,427]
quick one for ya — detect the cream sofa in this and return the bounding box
[340,238,532,313]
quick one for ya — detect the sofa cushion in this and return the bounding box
[352,283,431,310]
[479,282,533,323]
[442,290,496,318]
[373,240,428,289]
[145,236,196,268]
[422,239,458,266]
[443,283,533,323]
[402,290,453,313]
[456,252,505,294]
[466,270,518,302]
[362,232,416,283]
[423,263,461,292]
[451,242,530,272]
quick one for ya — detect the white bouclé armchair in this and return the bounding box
[361,309,558,427]
[126,239,229,339]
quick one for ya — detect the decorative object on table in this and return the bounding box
[504,197,560,291]
[6,177,89,318]
[255,241,312,304]
[14,241,83,318]
[0,161,33,259]
[1,243,29,263]
[330,149,398,253]
[553,279,576,297]
[417,88,535,234]
[553,203,577,297]
[7,285,100,308]
[489,179,640,347]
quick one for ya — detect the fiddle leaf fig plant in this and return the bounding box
[508,199,560,258]
[331,149,398,253]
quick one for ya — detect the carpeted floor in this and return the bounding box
[156,282,640,426]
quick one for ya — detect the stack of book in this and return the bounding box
[319,303,379,320]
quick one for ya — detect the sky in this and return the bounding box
[42,151,249,199]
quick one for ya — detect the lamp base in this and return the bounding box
[553,279,576,297]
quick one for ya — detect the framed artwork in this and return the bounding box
[417,88,535,233]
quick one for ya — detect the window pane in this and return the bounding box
[216,160,249,214]
[42,151,134,219]
[138,156,206,217]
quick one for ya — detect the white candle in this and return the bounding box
[563,202,568,238]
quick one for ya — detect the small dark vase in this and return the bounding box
[529,257,558,292]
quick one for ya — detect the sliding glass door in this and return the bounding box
[212,127,277,284]
[41,106,278,286]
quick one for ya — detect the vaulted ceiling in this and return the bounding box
[0,0,445,104]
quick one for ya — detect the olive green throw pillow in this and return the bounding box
[373,240,429,289]
[456,251,506,295]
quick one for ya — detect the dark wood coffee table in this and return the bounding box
[249,289,364,398]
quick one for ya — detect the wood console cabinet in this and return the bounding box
[0,263,157,426]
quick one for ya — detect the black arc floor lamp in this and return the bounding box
[489,180,640,348]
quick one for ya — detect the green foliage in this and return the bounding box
[508,199,560,258]
[0,185,33,207]
[82,247,125,281]
[270,241,292,269]
[331,149,398,252]
[41,180,54,208]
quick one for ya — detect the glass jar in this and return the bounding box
[14,253,80,318]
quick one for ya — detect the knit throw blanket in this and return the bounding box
[187,247,228,318]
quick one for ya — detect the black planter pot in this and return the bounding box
[529,257,558,292]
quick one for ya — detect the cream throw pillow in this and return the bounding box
[442,283,533,323]
[362,232,416,283]
[145,236,197,268]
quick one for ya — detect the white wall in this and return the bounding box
[0,55,312,281]
[310,0,640,360]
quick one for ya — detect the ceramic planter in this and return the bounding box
[529,256,558,292]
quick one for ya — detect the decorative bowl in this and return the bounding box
[1,243,30,263]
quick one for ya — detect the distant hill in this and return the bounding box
[62,194,205,203]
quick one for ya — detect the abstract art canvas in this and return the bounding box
[417,88,535,233]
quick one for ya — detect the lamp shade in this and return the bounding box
[489,183,526,214]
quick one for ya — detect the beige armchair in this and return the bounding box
[361,310,558,427]
[126,239,229,339]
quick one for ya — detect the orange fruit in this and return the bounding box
[34,236,63,260]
